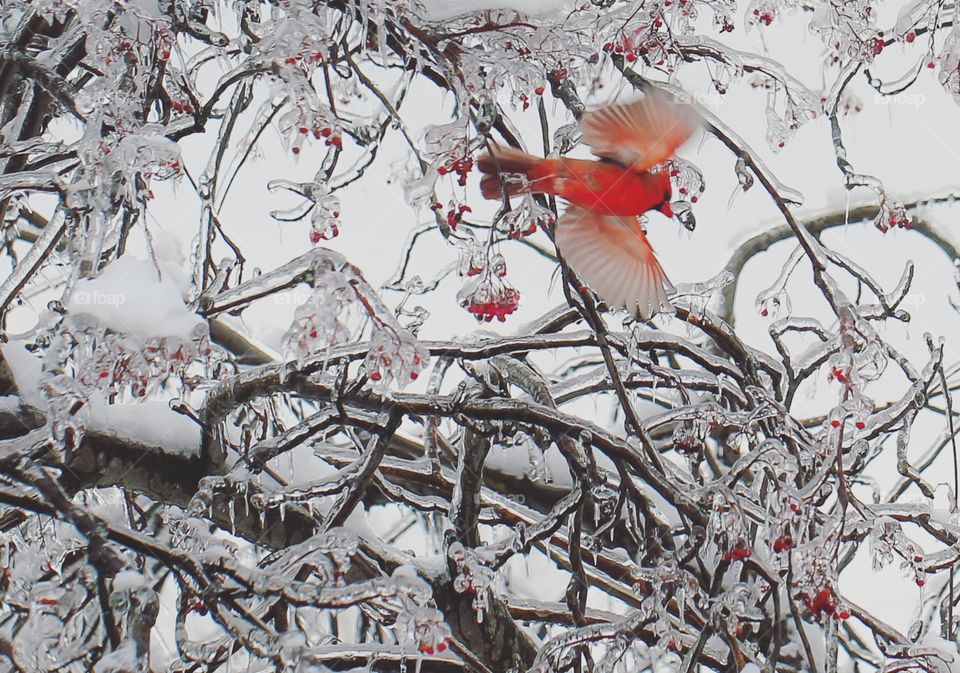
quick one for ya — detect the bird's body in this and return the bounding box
[477,92,698,319]
[519,157,673,217]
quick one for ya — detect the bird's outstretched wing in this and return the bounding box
[556,206,674,320]
[579,91,699,172]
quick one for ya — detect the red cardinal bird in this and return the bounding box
[477,92,699,319]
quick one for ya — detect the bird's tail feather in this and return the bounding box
[477,144,542,176]
[479,175,527,200]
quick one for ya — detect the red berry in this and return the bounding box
[905,31,916,43]
[855,420,865,430]
[917,578,925,587]
[370,371,382,381]
[535,86,544,95]
[292,146,300,155]
[773,535,793,552]
[725,544,752,561]
[831,419,841,428]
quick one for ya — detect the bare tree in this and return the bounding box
[0,1,959,672]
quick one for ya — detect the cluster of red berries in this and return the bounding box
[518,86,545,111]
[751,7,775,26]
[432,202,471,230]
[368,360,390,382]
[878,206,912,231]
[465,288,521,322]
[799,586,850,621]
[771,535,793,553]
[670,167,703,203]
[602,40,646,63]
[465,261,506,278]
[912,555,926,586]
[507,221,540,239]
[828,416,866,431]
[437,157,473,186]
[292,126,342,154]
[309,226,337,244]
[130,376,149,398]
[829,365,849,384]
[419,638,449,655]
[152,29,174,61]
[369,354,422,383]
[309,220,340,244]
[549,68,568,81]
[722,541,752,562]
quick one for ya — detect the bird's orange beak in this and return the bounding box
[659,201,674,218]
